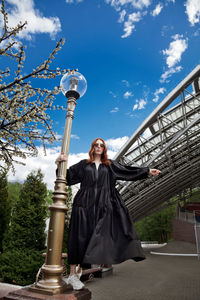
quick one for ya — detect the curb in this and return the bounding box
[150,251,198,256]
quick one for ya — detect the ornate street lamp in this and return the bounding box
[30,71,87,295]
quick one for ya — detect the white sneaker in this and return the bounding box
[66,274,85,290]
[76,265,82,279]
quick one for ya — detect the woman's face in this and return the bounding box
[93,139,104,155]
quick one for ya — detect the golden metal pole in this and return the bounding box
[30,95,77,295]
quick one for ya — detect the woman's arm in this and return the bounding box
[55,152,84,185]
[110,160,161,181]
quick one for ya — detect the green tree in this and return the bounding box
[0,249,44,286]
[45,189,53,218]
[0,182,22,252]
[135,205,176,243]
[62,186,72,253]
[0,170,10,253]
[0,169,48,285]
[3,170,47,251]
[62,186,72,271]
[8,182,22,206]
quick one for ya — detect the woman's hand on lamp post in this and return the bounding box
[149,169,161,176]
[55,152,68,164]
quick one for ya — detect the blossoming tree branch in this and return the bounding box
[0,0,70,172]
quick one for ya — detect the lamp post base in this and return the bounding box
[3,286,91,300]
[28,282,67,295]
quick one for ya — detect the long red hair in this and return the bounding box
[87,138,110,165]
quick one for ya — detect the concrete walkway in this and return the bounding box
[86,241,200,300]
[1,241,199,300]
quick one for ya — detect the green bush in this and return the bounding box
[3,170,47,252]
[0,249,44,286]
[0,171,73,284]
[1,170,48,284]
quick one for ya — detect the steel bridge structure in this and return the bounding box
[114,65,200,222]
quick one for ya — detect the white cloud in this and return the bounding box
[152,87,166,102]
[123,91,133,98]
[138,99,147,109]
[133,99,147,110]
[160,66,182,83]
[109,91,117,98]
[105,0,151,10]
[71,134,80,140]
[110,107,119,113]
[133,103,138,111]
[3,0,61,40]
[161,25,174,37]
[107,150,118,158]
[162,34,188,68]
[105,136,129,152]
[105,0,150,38]
[131,0,151,9]
[121,11,143,38]
[161,25,168,36]
[8,146,61,190]
[151,3,163,16]
[8,137,131,189]
[193,28,200,36]
[67,152,89,165]
[66,0,83,3]
[118,9,127,23]
[133,103,139,110]
[185,0,200,25]
[8,146,88,190]
[122,79,130,87]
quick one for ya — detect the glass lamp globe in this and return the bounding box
[60,72,87,99]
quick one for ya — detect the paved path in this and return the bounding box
[1,242,199,300]
[86,242,200,300]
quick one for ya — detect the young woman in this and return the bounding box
[56,138,160,290]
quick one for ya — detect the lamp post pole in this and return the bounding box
[30,71,87,295]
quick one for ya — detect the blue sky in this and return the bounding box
[3,0,200,188]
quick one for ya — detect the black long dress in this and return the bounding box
[66,159,149,265]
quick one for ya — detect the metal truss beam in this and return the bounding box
[114,65,200,221]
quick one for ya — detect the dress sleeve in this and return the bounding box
[110,160,149,181]
[66,159,86,185]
